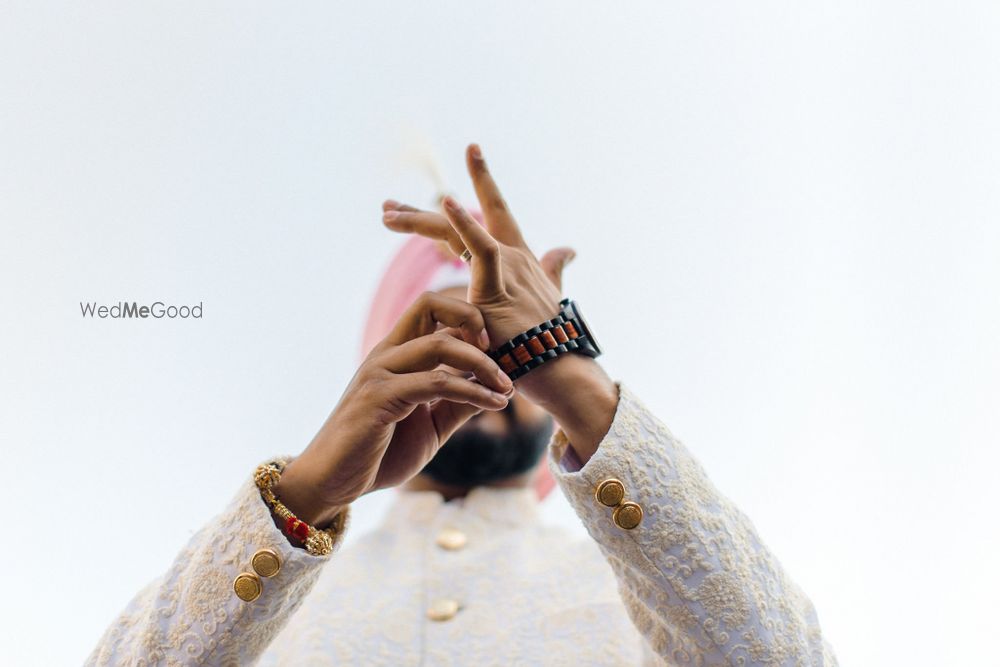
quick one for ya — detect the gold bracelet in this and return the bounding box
[253,458,348,557]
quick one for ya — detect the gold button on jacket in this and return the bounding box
[595,478,626,507]
[252,548,281,578]
[426,598,461,622]
[233,572,263,602]
[435,528,468,551]
[87,383,837,665]
[612,502,643,530]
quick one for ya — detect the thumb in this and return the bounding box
[539,246,577,291]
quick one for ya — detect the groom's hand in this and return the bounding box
[382,144,619,463]
[275,292,514,528]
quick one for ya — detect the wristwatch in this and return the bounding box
[489,298,602,381]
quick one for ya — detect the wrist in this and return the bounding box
[272,458,356,528]
[516,354,618,462]
[490,297,601,382]
[254,457,352,556]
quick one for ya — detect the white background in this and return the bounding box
[1,2,998,665]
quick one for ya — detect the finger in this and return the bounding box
[382,292,489,350]
[382,206,466,257]
[429,400,485,442]
[437,325,496,354]
[381,331,513,393]
[382,200,423,213]
[393,370,510,410]
[441,196,505,297]
[465,144,526,248]
[538,246,577,292]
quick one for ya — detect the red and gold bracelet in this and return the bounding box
[253,459,348,557]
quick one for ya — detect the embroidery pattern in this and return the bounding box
[550,383,837,666]
[86,384,836,666]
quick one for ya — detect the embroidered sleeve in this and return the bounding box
[549,382,838,666]
[85,464,347,666]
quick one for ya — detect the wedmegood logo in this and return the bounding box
[79,301,203,319]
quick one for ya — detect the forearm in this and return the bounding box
[550,382,836,665]
[515,353,618,463]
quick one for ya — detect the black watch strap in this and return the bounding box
[489,298,602,381]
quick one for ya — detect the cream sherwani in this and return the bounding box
[87,382,837,666]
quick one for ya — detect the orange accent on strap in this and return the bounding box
[539,331,557,349]
[552,326,569,343]
[498,354,517,373]
[564,322,579,339]
[513,344,531,365]
[526,337,546,356]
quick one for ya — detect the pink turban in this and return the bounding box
[359,234,470,361]
[360,228,556,500]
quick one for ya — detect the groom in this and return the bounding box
[87,144,836,666]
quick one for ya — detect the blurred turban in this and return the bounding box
[360,216,556,500]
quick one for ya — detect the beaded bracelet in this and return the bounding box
[253,459,348,557]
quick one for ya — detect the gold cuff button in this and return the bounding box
[233,572,262,602]
[612,501,643,530]
[426,598,461,622]
[251,548,281,578]
[435,528,468,551]
[595,478,626,507]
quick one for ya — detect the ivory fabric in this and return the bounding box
[86,382,837,666]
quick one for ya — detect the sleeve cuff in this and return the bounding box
[549,380,649,487]
[548,380,665,536]
[234,458,350,572]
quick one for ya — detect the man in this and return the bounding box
[87,145,837,666]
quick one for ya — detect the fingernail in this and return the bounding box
[383,210,399,222]
[566,251,577,264]
[383,199,400,210]
[443,196,458,211]
[497,368,513,389]
[490,391,509,404]
[469,144,483,161]
[479,329,490,349]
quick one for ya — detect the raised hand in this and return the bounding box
[274,292,514,527]
[383,144,619,463]
[382,144,577,348]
